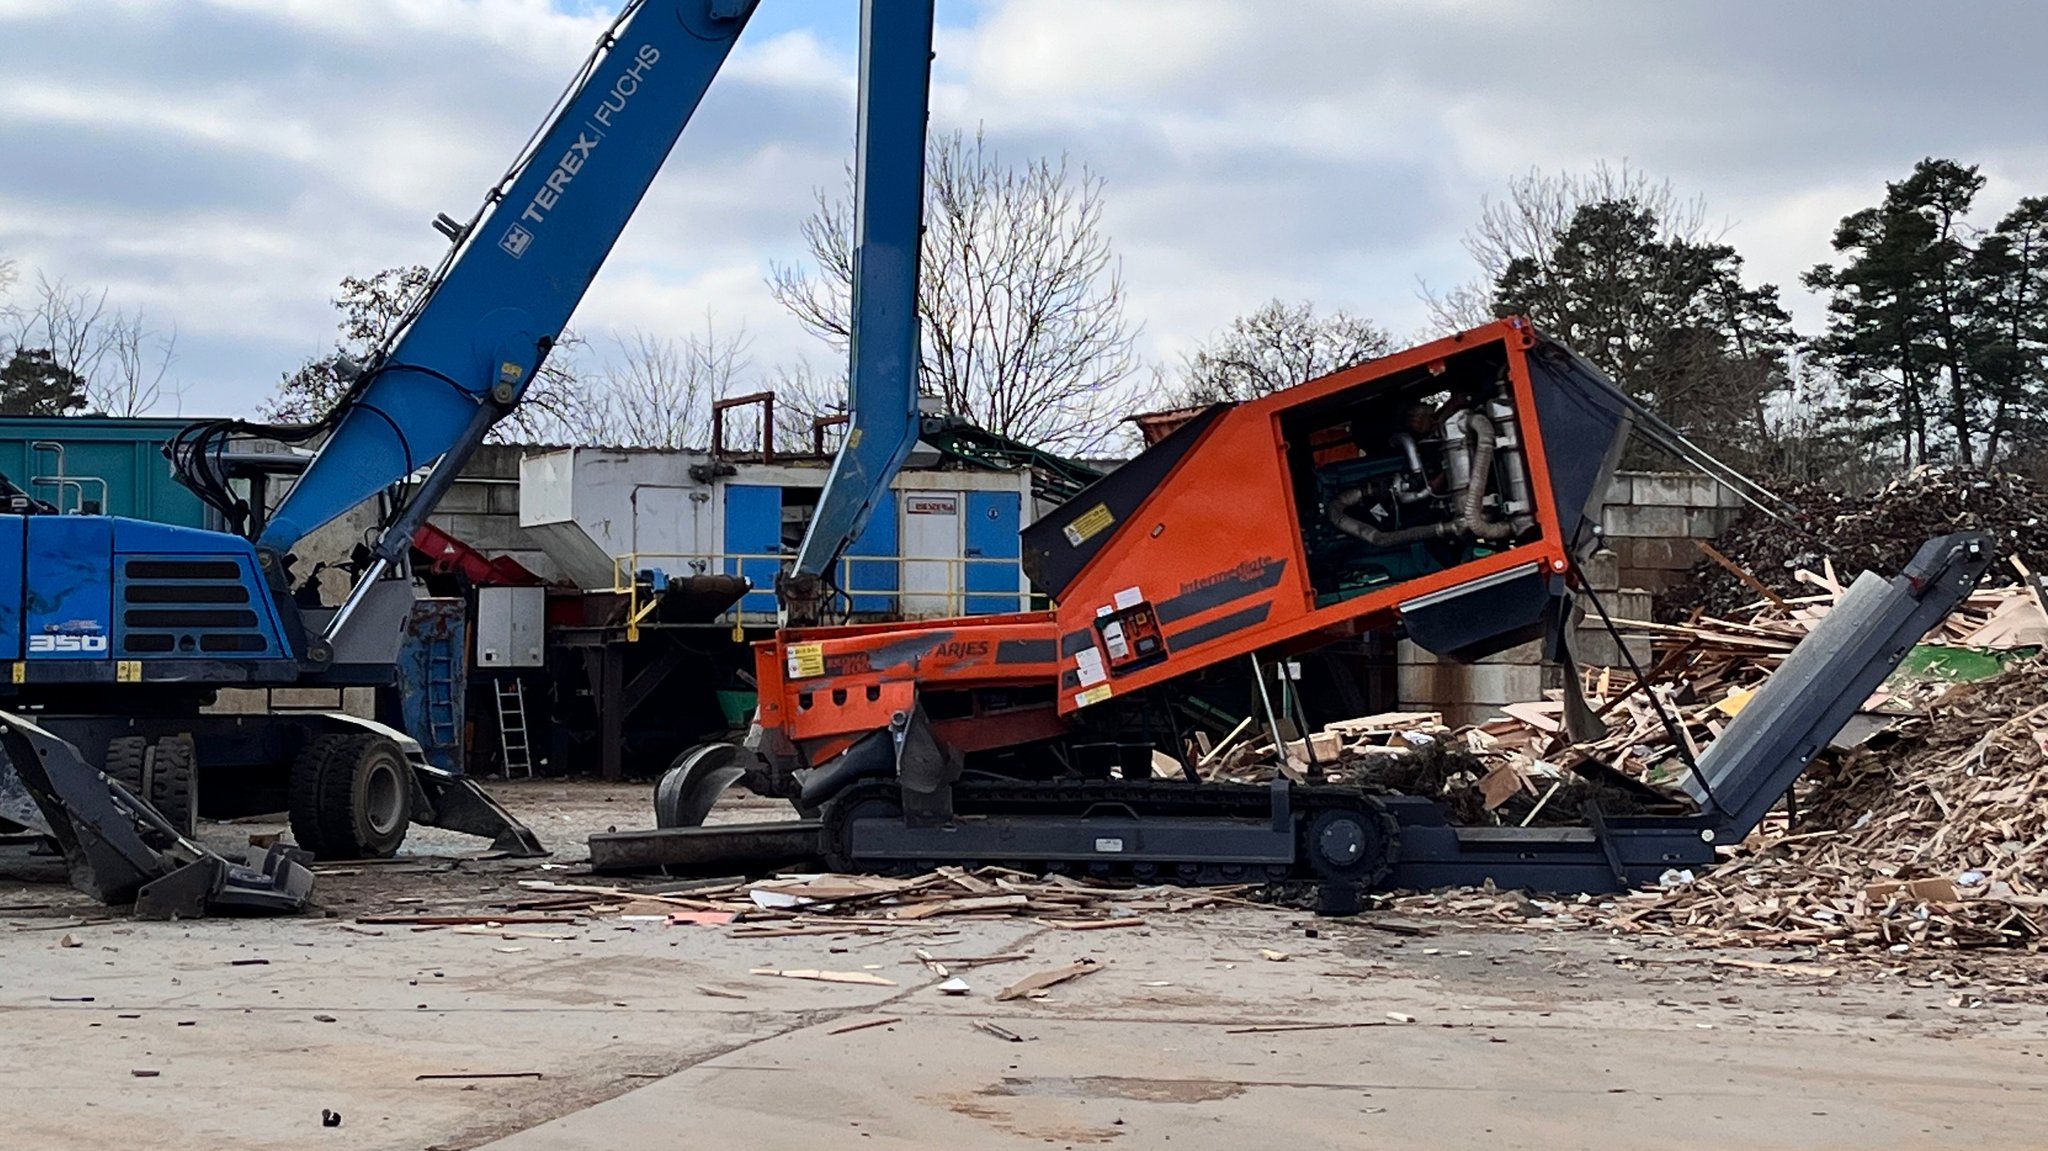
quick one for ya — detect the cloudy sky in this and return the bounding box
[1,0,2044,417]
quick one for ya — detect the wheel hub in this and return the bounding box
[365,763,404,837]
[1316,816,1366,867]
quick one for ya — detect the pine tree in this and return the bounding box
[1805,158,1988,467]
[1491,198,1794,467]
[0,347,88,415]
[1969,197,2048,464]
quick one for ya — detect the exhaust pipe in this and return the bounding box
[1328,408,1516,545]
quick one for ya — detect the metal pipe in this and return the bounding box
[1390,432,1432,504]
[1460,412,1514,541]
[1327,488,1457,546]
[1249,653,1287,766]
[1326,406,1514,545]
[1393,432,1424,476]
[321,554,391,641]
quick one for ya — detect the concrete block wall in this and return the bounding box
[425,443,560,582]
[1397,637,1546,728]
[1598,470,1744,596]
[1393,470,1727,725]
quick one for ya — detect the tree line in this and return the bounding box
[1424,159,2047,486]
[7,145,2042,488]
[0,259,177,418]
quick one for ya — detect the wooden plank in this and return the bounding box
[994,958,1102,1001]
[750,968,898,986]
[828,1016,902,1035]
[1694,539,1789,609]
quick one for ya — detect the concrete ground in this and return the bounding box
[3,780,2046,1151]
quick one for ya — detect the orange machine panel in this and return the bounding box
[1037,319,1580,717]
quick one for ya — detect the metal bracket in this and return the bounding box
[1267,778,1293,833]
[1581,800,1628,887]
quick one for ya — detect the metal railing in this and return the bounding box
[610,550,1032,638]
[30,441,110,515]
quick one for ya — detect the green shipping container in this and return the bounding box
[0,415,210,528]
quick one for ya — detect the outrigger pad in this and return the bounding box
[135,844,315,920]
[0,711,314,916]
[410,766,548,857]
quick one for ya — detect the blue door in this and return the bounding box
[0,516,22,659]
[722,484,782,614]
[964,490,1022,615]
[844,489,899,615]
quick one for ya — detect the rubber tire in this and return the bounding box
[287,737,335,858]
[290,733,413,860]
[149,734,197,838]
[103,736,148,797]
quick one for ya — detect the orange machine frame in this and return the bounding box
[755,318,1571,767]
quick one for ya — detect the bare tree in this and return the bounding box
[1,272,179,416]
[769,129,1142,453]
[553,323,751,448]
[491,330,586,444]
[264,266,434,422]
[756,359,851,453]
[1421,162,1716,334]
[266,265,596,439]
[1179,299,1391,403]
[90,311,178,417]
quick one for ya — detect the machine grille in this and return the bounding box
[117,557,273,658]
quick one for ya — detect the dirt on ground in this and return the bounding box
[3,779,2047,1151]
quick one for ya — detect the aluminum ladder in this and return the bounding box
[495,679,533,779]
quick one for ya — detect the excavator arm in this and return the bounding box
[780,1,935,623]
[253,0,759,640]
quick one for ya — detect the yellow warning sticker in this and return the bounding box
[8,663,21,684]
[116,660,143,683]
[786,642,825,679]
[1063,503,1115,547]
[1073,684,1113,709]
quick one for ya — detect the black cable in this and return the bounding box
[1567,552,1725,817]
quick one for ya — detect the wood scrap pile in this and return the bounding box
[1447,554,2044,812]
[1659,466,2048,622]
[1198,710,1458,784]
[508,866,1243,930]
[1595,657,2048,952]
[1180,545,2047,839]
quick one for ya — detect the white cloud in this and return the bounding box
[0,0,2043,419]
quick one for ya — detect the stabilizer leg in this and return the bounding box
[0,710,312,917]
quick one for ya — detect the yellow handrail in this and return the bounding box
[610,549,1030,637]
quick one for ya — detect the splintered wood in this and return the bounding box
[514,868,1239,931]
[1199,546,2047,955]
[1592,659,2048,953]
